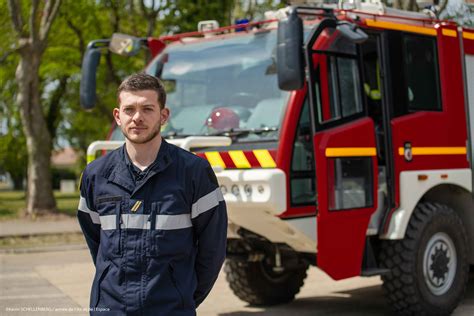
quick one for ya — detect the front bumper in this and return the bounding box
[216,168,316,253]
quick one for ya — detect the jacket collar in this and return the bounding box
[105,139,173,194]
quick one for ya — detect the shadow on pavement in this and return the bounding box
[219,273,474,316]
[219,285,390,316]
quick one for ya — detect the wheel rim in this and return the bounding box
[422,232,457,296]
[259,259,288,283]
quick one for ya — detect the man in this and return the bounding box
[77,73,227,315]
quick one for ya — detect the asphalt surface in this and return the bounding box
[1,248,474,315]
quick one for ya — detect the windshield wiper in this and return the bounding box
[207,126,279,137]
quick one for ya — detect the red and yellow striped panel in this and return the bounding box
[196,149,277,169]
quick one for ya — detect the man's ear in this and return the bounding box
[161,107,170,125]
[113,108,122,126]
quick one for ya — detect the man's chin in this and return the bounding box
[124,133,160,145]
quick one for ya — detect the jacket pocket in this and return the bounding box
[91,262,111,308]
[147,204,194,258]
[97,196,123,259]
[168,263,185,309]
[96,195,122,205]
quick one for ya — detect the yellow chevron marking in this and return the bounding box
[398,147,467,155]
[253,150,276,168]
[464,32,474,40]
[325,147,377,157]
[205,152,226,169]
[365,19,436,36]
[131,201,142,213]
[442,29,457,37]
[229,150,251,169]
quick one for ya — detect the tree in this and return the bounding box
[162,0,235,33]
[232,0,285,22]
[0,132,28,190]
[7,0,61,215]
[440,0,474,27]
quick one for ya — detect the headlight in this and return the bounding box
[220,185,228,195]
[231,185,240,197]
[244,184,252,196]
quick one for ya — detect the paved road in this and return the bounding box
[1,249,473,315]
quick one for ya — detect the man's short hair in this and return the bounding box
[117,73,166,109]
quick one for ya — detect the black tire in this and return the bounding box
[379,202,469,316]
[224,243,309,306]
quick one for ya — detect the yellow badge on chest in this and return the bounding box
[131,200,142,213]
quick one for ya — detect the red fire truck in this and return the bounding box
[80,3,474,315]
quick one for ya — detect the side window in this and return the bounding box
[403,35,441,111]
[290,99,316,206]
[327,158,373,211]
[319,56,363,124]
[388,31,442,116]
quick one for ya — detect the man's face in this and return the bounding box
[113,90,169,144]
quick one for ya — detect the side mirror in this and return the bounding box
[277,8,304,91]
[109,33,141,56]
[336,23,368,44]
[80,45,102,109]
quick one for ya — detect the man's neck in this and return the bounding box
[125,136,162,171]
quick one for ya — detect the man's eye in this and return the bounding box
[124,108,134,114]
[144,108,153,112]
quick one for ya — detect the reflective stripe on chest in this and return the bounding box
[100,213,192,230]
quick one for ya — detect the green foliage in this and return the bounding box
[0,190,79,219]
[0,27,27,189]
[1,0,285,176]
[232,0,286,22]
[0,132,28,190]
[0,191,25,220]
[163,0,235,33]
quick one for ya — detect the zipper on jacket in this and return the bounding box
[147,203,158,255]
[168,263,185,309]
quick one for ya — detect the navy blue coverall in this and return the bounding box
[77,140,227,315]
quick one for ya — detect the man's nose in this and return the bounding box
[132,110,144,122]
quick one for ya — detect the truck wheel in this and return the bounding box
[379,203,469,316]
[224,244,309,306]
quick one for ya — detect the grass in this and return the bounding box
[0,232,85,250]
[0,190,79,220]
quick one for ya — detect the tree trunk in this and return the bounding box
[16,48,56,215]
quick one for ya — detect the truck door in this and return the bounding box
[307,25,379,280]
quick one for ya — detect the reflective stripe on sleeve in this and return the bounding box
[99,214,192,230]
[78,196,100,224]
[191,187,224,219]
[156,214,192,230]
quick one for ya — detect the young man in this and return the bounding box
[77,73,227,315]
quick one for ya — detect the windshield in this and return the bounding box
[145,29,289,141]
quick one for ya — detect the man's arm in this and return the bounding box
[191,161,227,307]
[77,169,100,265]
